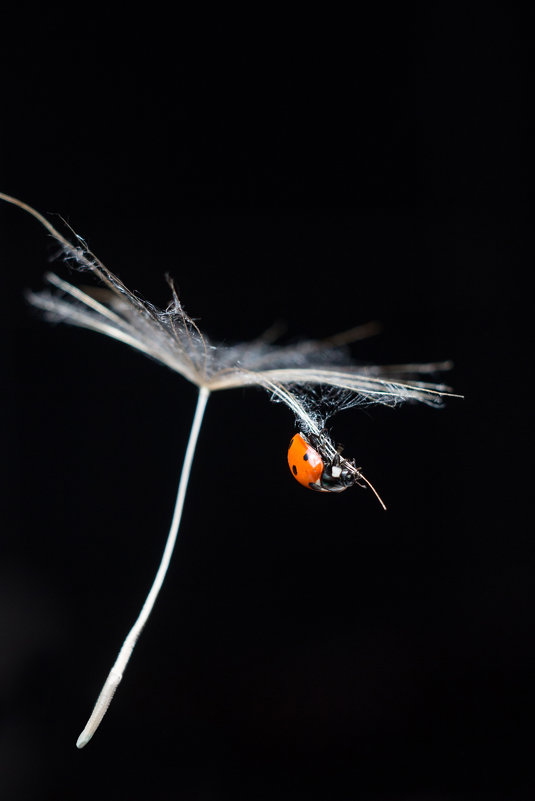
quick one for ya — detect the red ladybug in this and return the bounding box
[287,432,387,507]
[287,432,358,493]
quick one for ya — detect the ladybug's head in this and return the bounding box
[319,459,358,492]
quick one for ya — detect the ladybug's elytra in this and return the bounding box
[287,432,359,493]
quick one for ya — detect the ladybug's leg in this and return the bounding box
[308,482,328,493]
[309,429,327,450]
[352,467,368,489]
[311,428,345,458]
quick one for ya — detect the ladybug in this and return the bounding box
[287,432,387,507]
[287,432,359,493]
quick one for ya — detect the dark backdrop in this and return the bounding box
[1,10,531,800]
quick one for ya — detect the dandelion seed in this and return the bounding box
[1,192,460,747]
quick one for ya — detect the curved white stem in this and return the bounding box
[76,386,211,748]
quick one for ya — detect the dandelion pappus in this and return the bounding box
[0,191,459,747]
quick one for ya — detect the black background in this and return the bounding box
[1,10,532,800]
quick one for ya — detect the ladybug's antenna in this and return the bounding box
[355,470,387,511]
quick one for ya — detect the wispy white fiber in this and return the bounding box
[1,192,460,748]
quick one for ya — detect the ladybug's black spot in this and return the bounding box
[292,465,298,476]
[288,437,295,450]
[303,453,309,461]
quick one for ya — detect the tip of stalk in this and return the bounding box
[76,731,91,749]
[356,470,387,511]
